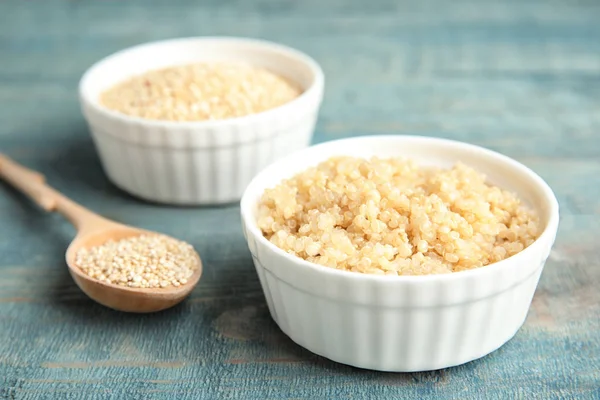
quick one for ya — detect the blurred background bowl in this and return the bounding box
[79,37,324,205]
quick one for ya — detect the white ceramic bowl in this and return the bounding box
[79,37,324,205]
[240,135,559,372]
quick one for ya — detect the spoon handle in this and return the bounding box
[0,154,107,230]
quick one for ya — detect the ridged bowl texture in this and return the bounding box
[241,135,559,372]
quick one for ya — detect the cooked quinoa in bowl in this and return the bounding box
[257,156,539,276]
[98,62,302,122]
[240,135,559,372]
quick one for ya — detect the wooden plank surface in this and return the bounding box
[1,0,599,398]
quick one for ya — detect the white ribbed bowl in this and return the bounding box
[79,37,324,205]
[240,135,559,372]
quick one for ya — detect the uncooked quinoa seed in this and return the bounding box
[257,157,540,276]
[75,234,198,288]
[99,62,301,121]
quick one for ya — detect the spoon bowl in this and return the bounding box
[0,154,203,313]
[66,224,203,313]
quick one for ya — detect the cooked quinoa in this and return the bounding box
[99,62,301,121]
[75,234,198,288]
[257,157,540,275]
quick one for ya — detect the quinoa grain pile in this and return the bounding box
[75,234,198,288]
[99,62,301,121]
[257,157,540,275]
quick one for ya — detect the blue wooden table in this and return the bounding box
[1,0,599,398]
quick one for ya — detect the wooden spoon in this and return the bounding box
[0,154,202,313]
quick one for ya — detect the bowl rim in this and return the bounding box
[240,135,560,283]
[78,36,325,129]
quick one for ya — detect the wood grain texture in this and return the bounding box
[1,0,599,398]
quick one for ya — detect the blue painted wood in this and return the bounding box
[1,0,599,398]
